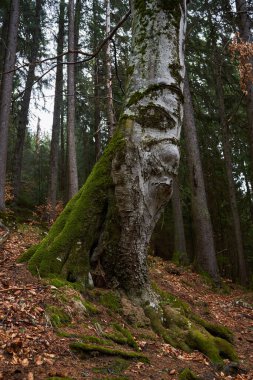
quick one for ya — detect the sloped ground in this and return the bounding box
[0,223,253,380]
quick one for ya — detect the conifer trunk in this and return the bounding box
[0,0,20,211]
[13,0,43,201]
[171,177,188,264]
[183,74,220,284]
[67,0,78,200]
[214,59,248,285]
[21,0,187,301]
[48,0,65,217]
[105,0,116,138]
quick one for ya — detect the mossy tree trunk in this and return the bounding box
[21,0,187,301]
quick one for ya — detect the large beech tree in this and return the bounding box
[20,0,187,301]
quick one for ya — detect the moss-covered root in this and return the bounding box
[186,330,238,364]
[179,368,202,380]
[69,342,149,363]
[144,302,237,364]
[144,305,190,351]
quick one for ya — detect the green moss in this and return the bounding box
[179,368,201,380]
[18,127,125,286]
[82,300,99,314]
[192,315,233,343]
[112,324,139,350]
[100,291,122,312]
[214,337,238,361]
[103,333,128,346]
[152,283,190,314]
[188,329,221,363]
[46,305,71,328]
[144,306,180,348]
[69,342,149,363]
[93,358,130,375]
[186,329,237,364]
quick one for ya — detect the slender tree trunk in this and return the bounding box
[48,0,65,217]
[94,56,101,160]
[235,0,253,189]
[171,177,188,264]
[12,0,43,201]
[92,0,101,160]
[67,0,78,200]
[21,1,187,301]
[183,74,220,283]
[0,0,20,211]
[105,0,116,138]
[0,6,9,82]
[214,61,248,285]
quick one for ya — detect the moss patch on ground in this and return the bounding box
[179,368,202,380]
[100,291,122,312]
[46,305,71,328]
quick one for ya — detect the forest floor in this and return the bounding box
[0,221,253,380]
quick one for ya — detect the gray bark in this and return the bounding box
[171,177,188,264]
[12,0,43,201]
[183,74,220,283]
[214,60,248,285]
[0,0,20,211]
[67,0,78,199]
[105,0,116,138]
[48,0,65,216]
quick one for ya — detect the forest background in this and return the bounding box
[0,0,253,286]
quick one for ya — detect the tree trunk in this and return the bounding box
[183,74,220,284]
[48,0,65,217]
[67,0,78,200]
[235,0,253,190]
[171,177,188,264]
[93,0,101,160]
[12,0,43,201]
[94,56,101,160]
[214,59,248,285]
[21,0,187,301]
[105,0,116,138]
[0,0,20,211]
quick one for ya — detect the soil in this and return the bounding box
[0,223,253,380]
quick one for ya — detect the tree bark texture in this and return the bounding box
[183,74,220,283]
[67,0,78,200]
[12,0,43,201]
[214,60,248,285]
[235,0,253,189]
[105,0,116,138]
[0,0,20,211]
[21,0,187,300]
[171,177,188,264]
[48,0,65,216]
